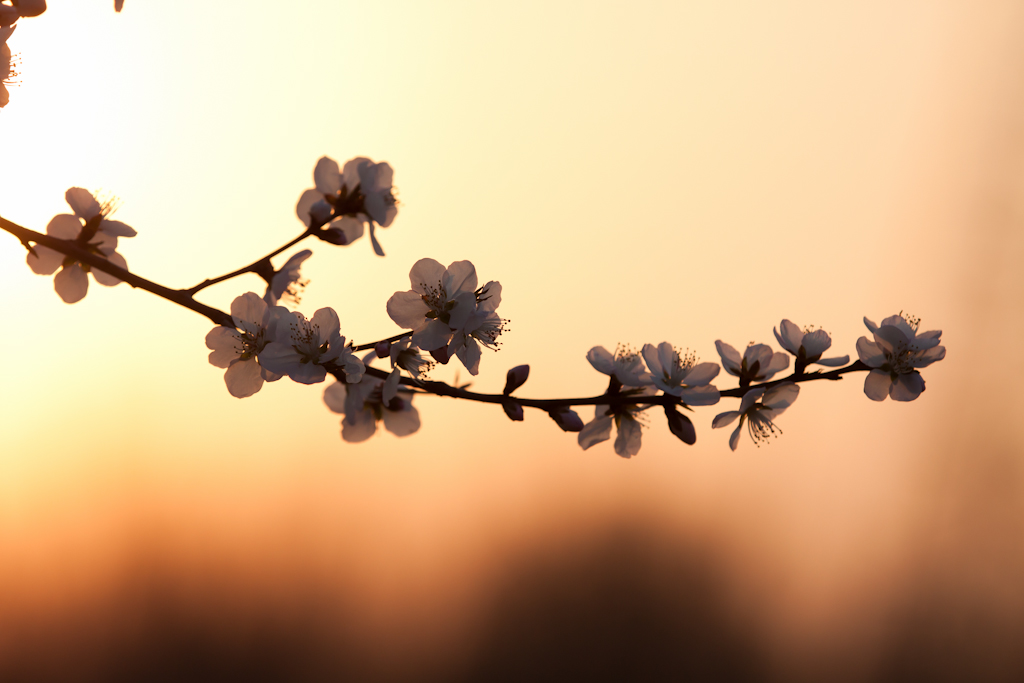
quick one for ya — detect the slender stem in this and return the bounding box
[352,332,411,352]
[186,228,314,295]
[1,217,232,326]
[2,214,872,417]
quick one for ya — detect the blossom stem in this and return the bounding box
[185,228,315,295]
[0,216,233,326]
[1,214,873,414]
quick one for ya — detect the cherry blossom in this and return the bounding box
[26,188,136,303]
[773,319,849,371]
[641,342,721,405]
[383,335,435,404]
[205,292,285,398]
[712,382,800,451]
[446,281,507,375]
[715,340,790,385]
[294,156,396,253]
[578,387,658,458]
[263,249,311,306]
[259,307,364,384]
[857,314,945,402]
[323,372,421,443]
[386,258,480,351]
[586,344,651,388]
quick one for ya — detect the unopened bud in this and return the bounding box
[549,408,584,432]
[319,227,351,245]
[664,405,696,445]
[502,400,524,422]
[375,341,391,359]
[502,364,530,395]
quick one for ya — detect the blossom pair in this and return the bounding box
[578,343,721,458]
[26,188,136,303]
[206,292,364,397]
[295,155,397,255]
[386,258,506,376]
[857,314,944,401]
[323,354,421,443]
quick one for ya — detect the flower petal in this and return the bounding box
[323,381,348,414]
[914,345,946,368]
[815,355,850,367]
[729,422,743,451]
[387,290,429,330]
[456,337,482,376]
[413,320,453,351]
[856,336,885,367]
[762,351,790,379]
[444,260,478,294]
[586,346,616,376]
[26,244,66,275]
[889,372,925,401]
[295,188,321,228]
[341,410,377,443]
[205,327,242,368]
[54,264,88,303]
[313,156,342,194]
[738,388,765,413]
[775,319,803,354]
[382,405,421,437]
[65,187,101,220]
[91,251,127,286]
[712,410,741,429]
[46,214,83,240]
[408,258,446,292]
[679,384,721,406]
[578,415,613,450]
[310,307,341,344]
[801,329,832,358]
[614,417,642,458]
[99,219,136,238]
[224,358,264,398]
[683,362,720,387]
[715,340,742,374]
[763,382,799,414]
[863,370,891,401]
[383,368,401,405]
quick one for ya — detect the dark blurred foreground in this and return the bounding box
[2,514,1023,683]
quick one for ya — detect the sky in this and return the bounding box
[1,1,1023,678]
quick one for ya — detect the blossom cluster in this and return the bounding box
[13,155,946,454]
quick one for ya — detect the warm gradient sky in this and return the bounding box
[1,1,1023,679]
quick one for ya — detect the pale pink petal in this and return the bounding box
[456,338,482,375]
[408,258,446,292]
[679,385,720,406]
[641,343,665,377]
[65,188,100,220]
[231,291,268,328]
[387,290,429,329]
[91,251,127,286]
[775,319,803,354]
[614,417,643,458]
[444,260,477,294]
[890,372,925,401]
[99,219,136,238]
[224,358,264,398]
[342,410,377,443]
[763,352,790,378]
[46,214,83,239]
[310,307,341,344]
[342,157,371,190]
[864,370,891,401]
[715,340,742,374]
[744,344,774,371]
[323,381,348,414]
[914,346,946,368]
[313,156,342,194]
[683,362,720,386]
[27,244,66,275]
[729,423,743,451]
[712,410,740,429]
[763,382,799,414]
[383,368,401,404]
[326,216,364,245]
[477,281,501,311]
[738,388,765,413]
[801,329,832,358]
[875,325,909,354]
[863,317,879,334]
[382,405,421,437]
[54,264,88,303]
[295,189,321,228]
[414,320,453,351]
[856,336,885,367]
[578,415,613,450]
[586,346,616,376]
[205,327,242,368]
[815,355,850,367]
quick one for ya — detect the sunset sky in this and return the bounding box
[2,1,1023,677]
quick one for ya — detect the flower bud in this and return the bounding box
[502,400,524,422]
[664,405,696,445]
[502,364,530,395]
[375,341,391,359]
[549,408,584,432]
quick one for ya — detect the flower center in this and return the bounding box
[289,318,327,362]
[746,407,782,446]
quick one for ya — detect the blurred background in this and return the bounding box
[1,1,1022,680]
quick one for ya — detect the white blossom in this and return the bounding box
[446,281,507,375]
[586,344,651,387]
[857,314,945,402]
[294,156,397,253]
[641,342,721,405]
[259,307,364,384]
[264,249,312,306]
[712,383,800,451]
[386,258,480,351]
[578,386,657,458]
[205,292,286,398]
[715,340,790,384]
[323,372,421,443]
[26,188,136,303]
[773,319,849,369]
[383,336,435,404]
